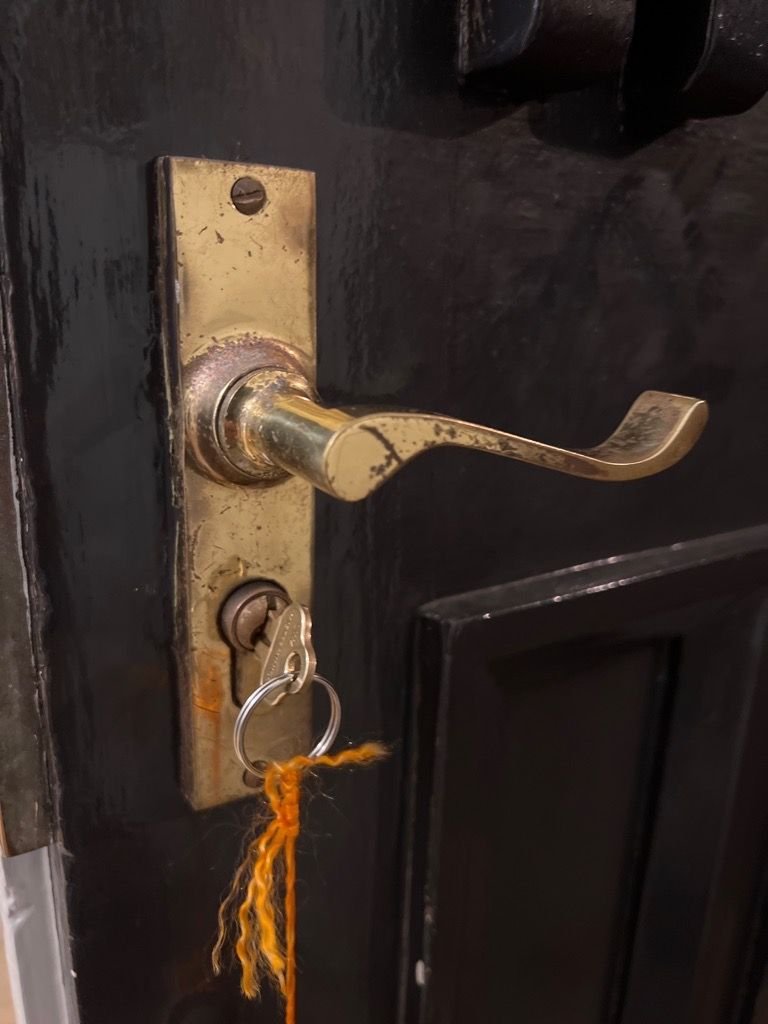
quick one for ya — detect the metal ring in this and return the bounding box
[233,672,342,775]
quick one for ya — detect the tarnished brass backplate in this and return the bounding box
[157,157,314,808]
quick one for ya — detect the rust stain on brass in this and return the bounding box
[157,158,314,808]
[192,649,229,714]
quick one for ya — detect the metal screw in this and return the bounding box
[230,176,267,216]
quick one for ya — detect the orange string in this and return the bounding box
[213,742,388,1023]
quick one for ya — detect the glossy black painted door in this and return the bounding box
[406,528,768,1023]
[1,2,768,1023]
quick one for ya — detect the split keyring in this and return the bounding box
[233,672,342,776]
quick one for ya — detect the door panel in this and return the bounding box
[419,640,667,1023]
[406,527,768,1022]
[623,595,768,1022]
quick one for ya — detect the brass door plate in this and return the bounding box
[157,157,314,808]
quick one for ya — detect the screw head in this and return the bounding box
[230,176,267,216]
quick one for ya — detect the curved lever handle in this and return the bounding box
[255,390,707,501]
[207,356,708,501]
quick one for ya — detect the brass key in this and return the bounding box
[258,602,316,696]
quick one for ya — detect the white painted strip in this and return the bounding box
[0,845,79,1024]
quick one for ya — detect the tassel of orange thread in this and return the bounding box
[213,742,388,1024]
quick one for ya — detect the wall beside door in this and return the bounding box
[0,941,14,1024]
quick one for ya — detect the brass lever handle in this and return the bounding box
[187,340,708,501]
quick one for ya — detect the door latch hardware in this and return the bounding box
[186,345,708,501]
[219,581,315,773]
[158,156,707,809]
[220,582,317,707]
[157,157,316,808]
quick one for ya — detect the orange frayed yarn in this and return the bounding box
[212,742,388,1024]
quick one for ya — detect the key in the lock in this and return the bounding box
[220,582,316,706]
[220,581,315,768]
[259,602,316,695]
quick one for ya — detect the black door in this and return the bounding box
[1,2,768,1023]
